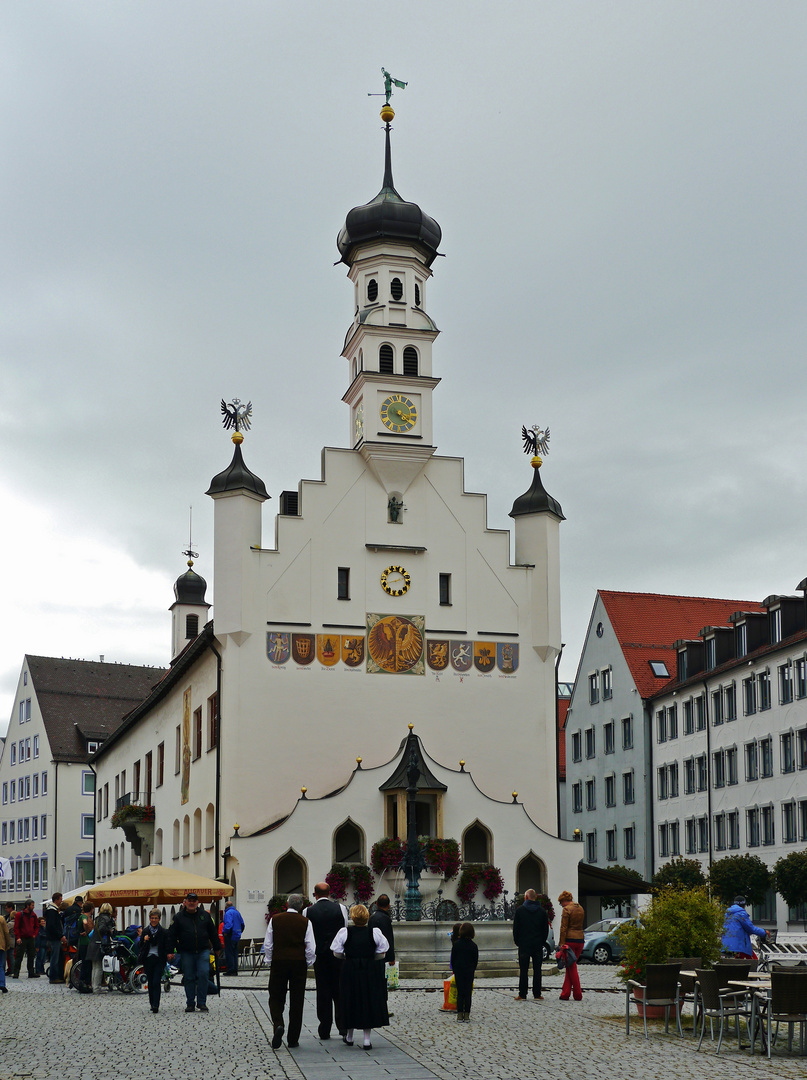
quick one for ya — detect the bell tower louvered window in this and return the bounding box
[390,277,404,301]
[379,344,394,373]
[367,278,378,302]
[403,347,418,376]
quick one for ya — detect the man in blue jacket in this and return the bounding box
[721,896,767,958]
[222,900,245,975]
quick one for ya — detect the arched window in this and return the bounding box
[113,845,119,875]
[182,815,190,857]
[379,344,394,374]
[334,820,364,864]
[205,804,215,850]
[367,278,378,302]
[275,850,307,896]
[390,277,404,301]
[403,346,418,377]
[172,820,180,860]
[462,821,491,864]
[516,852,547,896]
[154,828,163,864]
[193,808,202,853]
[415,282,421,307]
[352,357,357,381]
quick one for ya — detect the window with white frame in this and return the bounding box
[10,781,16,802]
[585,779,596,811]
[760,737,773,778]
[743,677,756,715]
[604,721,615,754]
[656,710,666,743]
[81,815,94,839]
[585,727,595,759]
[727,746,738,785]
[728,810,740,849]
[601,668,612,700]
[783,802,797,843]
[571,731,582,763]
[668,762,679,798]
[605,774,616,807]
[712,689,723,725]
[713,750,725,788]
[782,732,795,774]
[747,807,760,847]
[41,771,47,795]
[683,699,694,735]
[622,716,634,749]
[684,757,695,795]
[623,770,635,805]
[605,828,617,861]
[32,774,38,798]
[624,825,636,860]
[1,783,6,804]
[725,683,737,721]
[670,820,680,856]
[797,658,807,699]
[657,766,668,800]
[41,815,47,838]
[697,754,708,792]
[745,742,758,781]
[572,781,582,813]
[10,744,16,766]
[586,831,597,863]
[588,673,599,704]
[82,772,95,795]
[761,805,775,846]
[714,813,726,851]
[758,671,771,711]
[668,704,678,739]
[780,663,794,705]
[33,735,39,758]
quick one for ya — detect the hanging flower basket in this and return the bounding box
[111,803,155,830]
[457,864,504,903]
[371,838,406,875]
[326,863,375,904]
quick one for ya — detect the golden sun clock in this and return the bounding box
[380,393,417,433]
[380,565,411,596]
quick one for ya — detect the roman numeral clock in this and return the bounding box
[380,393,418,434]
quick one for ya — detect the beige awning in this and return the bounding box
[66,865,233,906]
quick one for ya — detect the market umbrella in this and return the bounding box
[78,865,234,906]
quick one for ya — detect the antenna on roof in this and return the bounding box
[182,506,199,568]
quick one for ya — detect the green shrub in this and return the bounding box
[652,857,706,891]
[709,854,771,906]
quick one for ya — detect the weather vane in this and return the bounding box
[368,67,407,106]
[220,398,253,443]
[181,506,199,568]
[522,423,550,467]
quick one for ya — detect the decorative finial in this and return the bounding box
[182,506,199,569]
[521,423,550,468]
[369,67,407,122]
[408,723,414,731]
[233,822,240,836]
[459,759,466,772]
[300,786,307,799]
[511,791,519,803]
[356,757,363,769]
[221,398,253,444]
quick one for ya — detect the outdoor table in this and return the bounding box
[728,979,771,1055]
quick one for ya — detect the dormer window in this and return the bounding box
[379,344,394,374]
[367,278,378,303]
[705,637,716,669]
[390,277,404,301]
[403,346,418,376]
[771,607,782,644]
[736,623,748,657]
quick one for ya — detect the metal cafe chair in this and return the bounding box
[694,968,752,1054]
[756,968,807,1058]
[625,963,683,1039]
[667,957,702,1035]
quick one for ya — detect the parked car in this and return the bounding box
[579,917,635,964]
[543,924,556,961]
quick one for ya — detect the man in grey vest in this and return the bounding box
[304,882,348,1039]
[263,895,316,1049]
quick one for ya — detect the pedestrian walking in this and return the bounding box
[44,893,66,983]
[138,908,171,1013]
[304,882,348,1039]
[222,899,246,975]
[0,911,11,992]
[12,899,41,979]
[168,892,222,1013]
[557,890,585,1001]
[263,894,316,1049]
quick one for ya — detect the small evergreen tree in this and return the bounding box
[709,854,770,906]
[652,856,705,890]
[773,850,807,911]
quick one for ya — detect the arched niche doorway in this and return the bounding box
[333,819,364,864]
[516,852,547,896]
[275,850,307,897]
[462,821,492,865]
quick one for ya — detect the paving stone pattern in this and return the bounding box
[0,966,804,1080]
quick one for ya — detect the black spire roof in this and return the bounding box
[337,125,442,266]
[509,467,565,520]
[206,441,269,499]
[173,566,209,606]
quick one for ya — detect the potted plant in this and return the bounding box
[421,838,461,881]
[615,885,725,1017]
[370,837,405,875]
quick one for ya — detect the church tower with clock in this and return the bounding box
[91,96,583,936]
[339,104,442,496]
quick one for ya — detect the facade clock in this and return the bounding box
[380,565,411,596]
[380,393,417,433]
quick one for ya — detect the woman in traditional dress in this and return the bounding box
[331,904,389,1050]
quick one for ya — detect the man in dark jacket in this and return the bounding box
[369,893,396,1010]
[303,883,347,1039]
[44,893,65,983]
[13,899,40,978]
[168,892,222,1013]
[513,889,549,1000]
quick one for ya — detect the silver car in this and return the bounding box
[579,917,635,965]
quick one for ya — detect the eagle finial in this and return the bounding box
[521,423,550,465]
[220,398,253,443]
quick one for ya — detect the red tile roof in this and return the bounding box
[557,697,570,779]
[598,591,765,699]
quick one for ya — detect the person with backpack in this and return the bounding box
[88,903,116,991]
[222,900,246,976]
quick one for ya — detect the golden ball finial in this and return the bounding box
[408,723,414,731]
[232,430,244,445]
[512,791,519,802]
[459,759,465,768]
[380,103,395,123]
[530,455,542,469]
[356,757,362,765]
[300,786,307,795]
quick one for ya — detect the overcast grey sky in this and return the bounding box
[2,1,806,732]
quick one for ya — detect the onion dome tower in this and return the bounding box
[170,558,210,660]
[339,100,443,495]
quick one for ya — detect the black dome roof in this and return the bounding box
[174,567,209,606]
[337,126,441,266]
[509,466,565,520]
[206,441,269,499]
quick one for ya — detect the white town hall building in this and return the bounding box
[91,106,585,935]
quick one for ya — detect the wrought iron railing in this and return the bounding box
[115,791,152,811]
[384,889,517,923]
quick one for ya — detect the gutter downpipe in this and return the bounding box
[210,639,223,882]
[555,644,564,839]
[53,761,58,893]
[89,761,97,886]
[703,679,713,870]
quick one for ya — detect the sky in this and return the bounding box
[2,1,806,732]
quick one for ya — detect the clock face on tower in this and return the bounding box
[380,393,417,433]
[380,565,411,596]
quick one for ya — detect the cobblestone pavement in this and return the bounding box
[1,966,805,1080]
